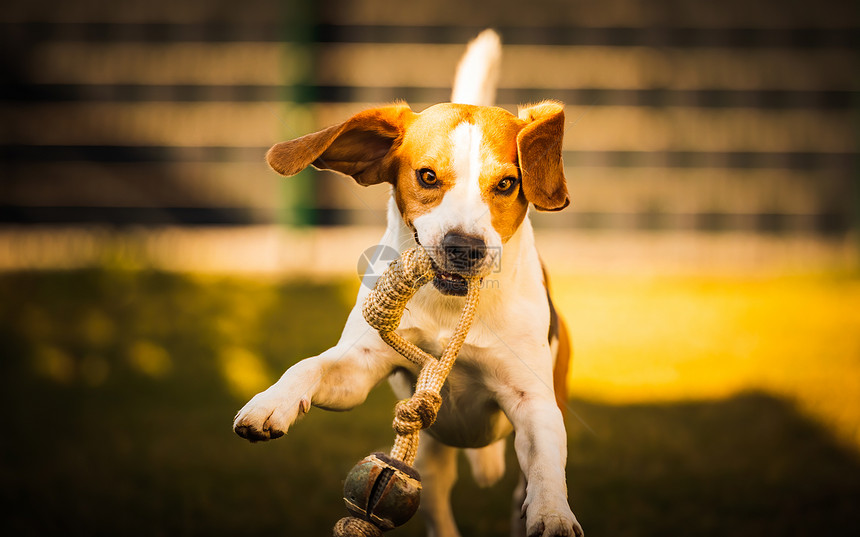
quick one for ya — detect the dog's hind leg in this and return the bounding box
[465,437,506,488]
[415,432,461,537]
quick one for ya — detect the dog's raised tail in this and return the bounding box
[451,29,502,107]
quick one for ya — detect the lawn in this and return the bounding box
[1,269,858,536]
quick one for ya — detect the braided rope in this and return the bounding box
[362,246,481,465]
[335,246,480,536]
[333,516,383,537]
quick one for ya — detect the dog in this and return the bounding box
[233,30,583,537]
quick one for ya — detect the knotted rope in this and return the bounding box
[334,517,383,537]
[333,246,481,536]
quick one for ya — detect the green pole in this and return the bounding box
[854,90,860,261]
[278,0,318,227]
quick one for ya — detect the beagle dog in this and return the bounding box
[234,30,583,537]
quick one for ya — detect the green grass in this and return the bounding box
[554,274,860,448]
[1,270,859,536]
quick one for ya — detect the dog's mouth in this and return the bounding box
[429,259,483,297]
[432,268,469,296]
[415,232,481,297]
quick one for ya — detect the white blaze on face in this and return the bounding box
[412,122,502,274]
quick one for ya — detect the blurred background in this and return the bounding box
[1,0,859,535]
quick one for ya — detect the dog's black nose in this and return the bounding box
[441,232,486,272]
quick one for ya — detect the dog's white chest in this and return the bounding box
[388,330,514,449]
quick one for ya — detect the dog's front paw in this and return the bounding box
[524,501,583,537]
[233,388,311,442]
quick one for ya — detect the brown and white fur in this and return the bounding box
[233,30,582,537]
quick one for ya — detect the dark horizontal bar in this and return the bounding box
[3,205,846,234]
[0,206,261,226]
[2,84,854,109]
[3,22,857,48]
[2,22,281,43]
[562,151,858,170]
[0,145,267,163]
[317,25,860,49]
[2,145,855,170]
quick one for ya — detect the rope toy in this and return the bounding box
[333,246,481,536]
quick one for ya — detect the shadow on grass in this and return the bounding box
[1,270,859,536]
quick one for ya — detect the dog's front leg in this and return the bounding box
[233,334,395,442]
[501,379,583,537]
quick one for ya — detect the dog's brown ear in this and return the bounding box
[516,101,569,211]
[267,103,415,186]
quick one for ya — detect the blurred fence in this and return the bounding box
[0,0,858,271]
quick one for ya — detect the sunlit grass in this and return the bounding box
[1,268,859,535]
[554,274,860,449]
[218,345,274,400]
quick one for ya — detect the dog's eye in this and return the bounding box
[416,168,439,187]
[496,177,517,193]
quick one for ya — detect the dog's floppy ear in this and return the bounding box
[516,101,569,211]
[267,103,415,186]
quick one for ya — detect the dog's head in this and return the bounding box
[267,101,568,295]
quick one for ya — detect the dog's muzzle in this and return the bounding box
[442,232,487,272]
[430,232,487,296]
